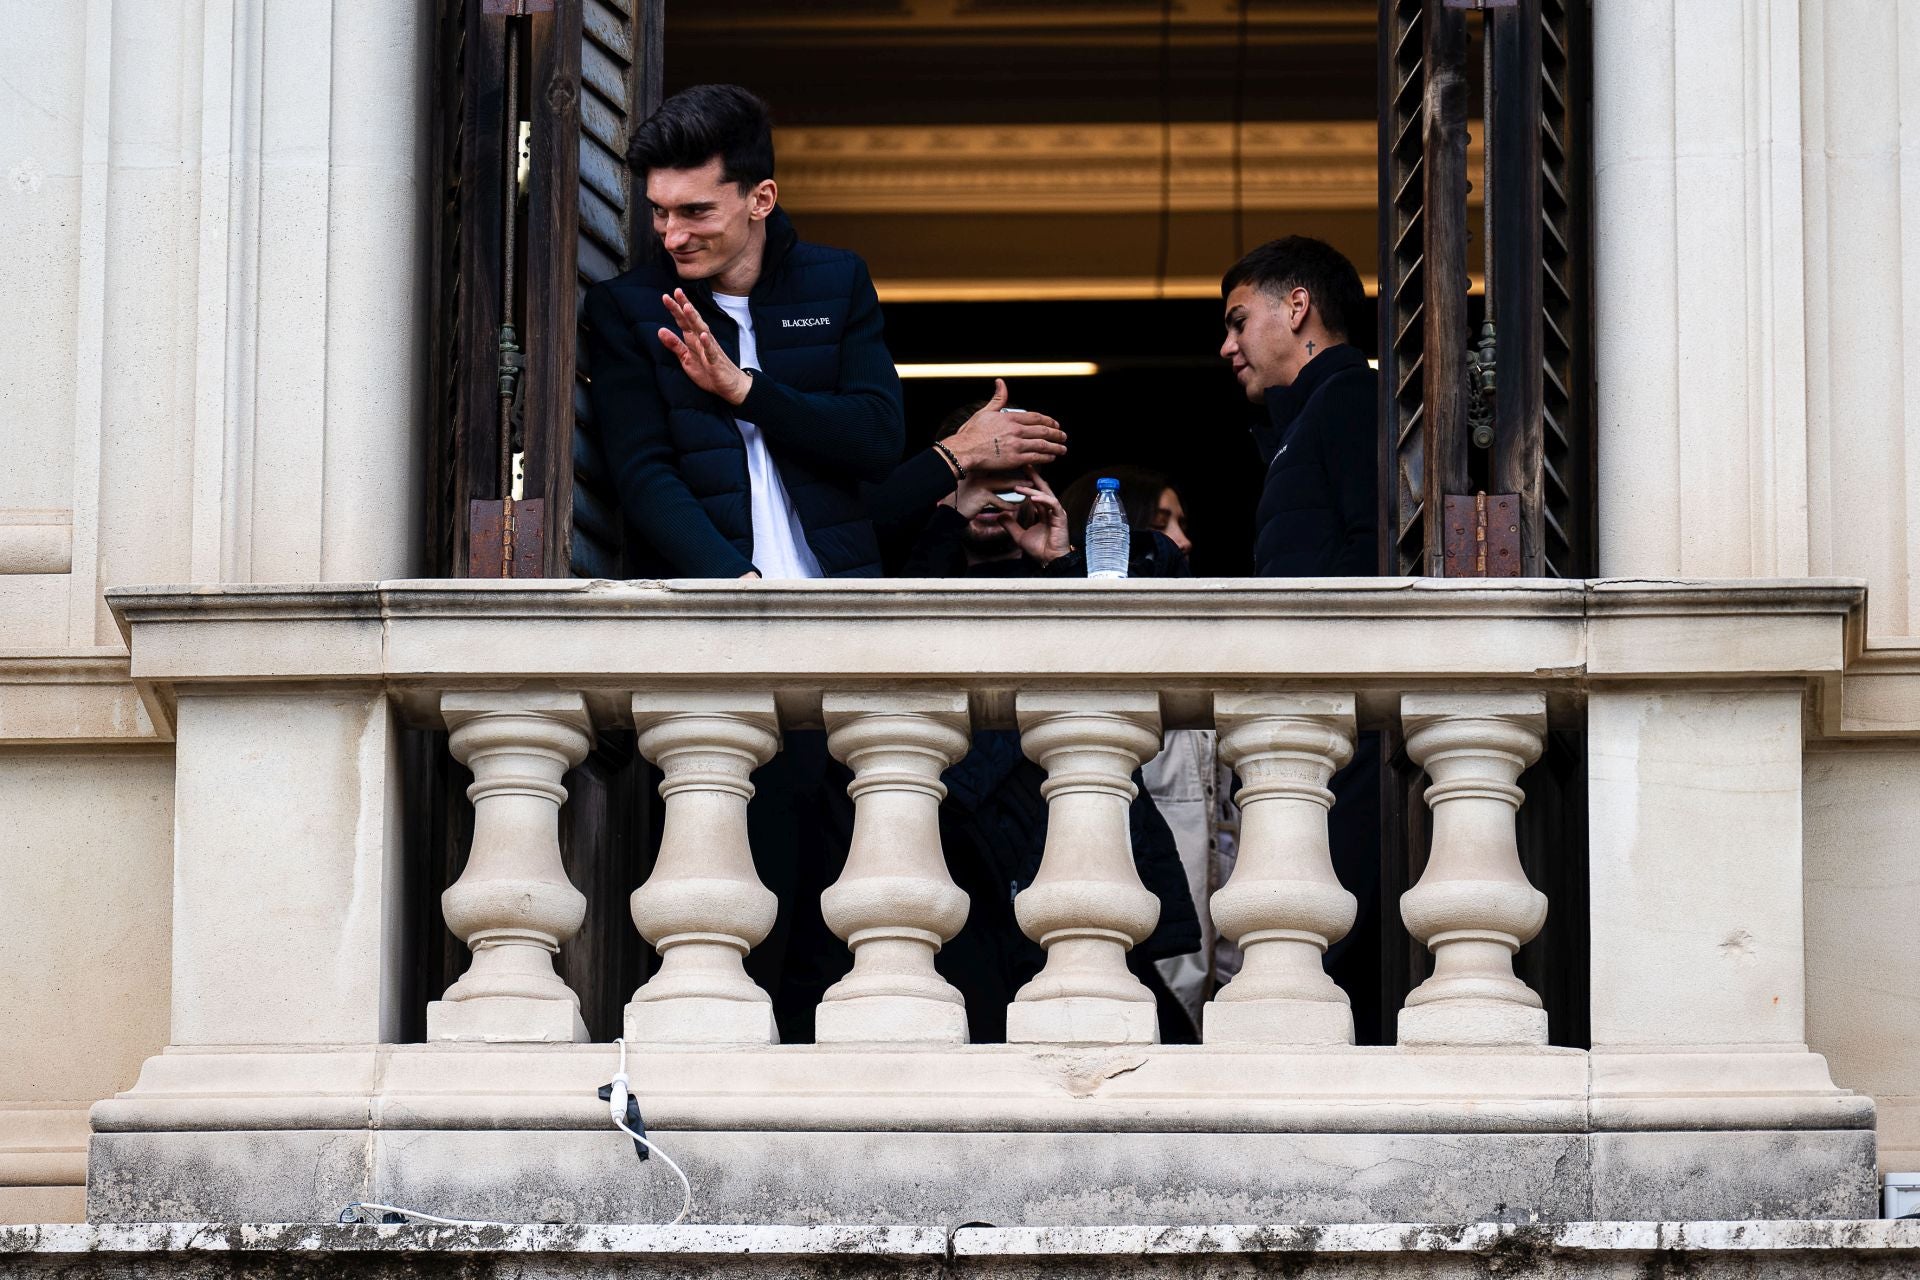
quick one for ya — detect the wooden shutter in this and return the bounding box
[1379,0,1593,580]
[1375,0,1593,1048]
[412,0,663,1041]
[565,0,665,578]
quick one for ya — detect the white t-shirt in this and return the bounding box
[712,292,824,580]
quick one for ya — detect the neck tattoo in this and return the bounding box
[1305,340,1317,357]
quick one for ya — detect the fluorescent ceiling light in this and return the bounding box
[895,361,1101,379]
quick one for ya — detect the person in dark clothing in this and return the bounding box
[908,429,1203,1042]
[585,86,902,1042]
[1220,236,1378,579]
[582,84,905,580]
[1219,236,1385,1041]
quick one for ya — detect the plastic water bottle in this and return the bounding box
[1085,477,1130,579]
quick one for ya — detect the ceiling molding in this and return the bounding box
[778,121,1484,216]
[674,1,1376,39]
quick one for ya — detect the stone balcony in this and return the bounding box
[87,577,1878,1227]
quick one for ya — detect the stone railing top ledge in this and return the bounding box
[103,578,1865,708]
[105,574,1868,619]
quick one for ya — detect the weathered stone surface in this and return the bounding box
[84,1132,372,1227]
[6,1220,1920,1278]
[91,1129,1592,1227]
[1589,1129,1880,1222]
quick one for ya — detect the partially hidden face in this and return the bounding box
[645,157,769,283]
[1220,282,1296,402]
[1153,487,1192,555]
[943,467,1032,555]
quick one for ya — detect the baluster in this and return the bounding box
[1397,692,1550,1046]
[626,693,781,1044]
[1006,692,1163,1045]
[427,691,593,1043]
[1205,693,1358,1044]
[815,693,973,1043]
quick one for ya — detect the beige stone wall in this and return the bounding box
[1805,745,1920,1175]
[0,749,173,1224]
[1596,2,1920,1179]
[0,0,430,1225]
[1801,1,1920,639]
[0,0,428,647]
[1596,0,1920,644]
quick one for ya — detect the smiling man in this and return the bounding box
[582,85,907,1044]
[584,84,903,581]
[1219,236,1377,578]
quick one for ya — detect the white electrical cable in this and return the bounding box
[339,1202,512,1228]
[338,1038,692,1230]
[609,1036,694,1227]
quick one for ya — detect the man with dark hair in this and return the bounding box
[1219,235,1376,577]
[583,86,907,1043]
[583,83,904,580]
[1219,235,1384,1041]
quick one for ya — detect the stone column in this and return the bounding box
[428,691,593,1043]
[1006,692,1164,1045]
[1204,693,1357,1045]
[626,693,781,1044]
[815,693,973,1044]
[1594,0,1810,584]
[1397,692,1548,1047]
[170,688,407,1045]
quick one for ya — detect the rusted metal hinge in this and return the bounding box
[469,497,545,578]
[482,0,555,13]
[1442,493,1521,578]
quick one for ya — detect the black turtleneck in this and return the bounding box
[1248,343,1378,577]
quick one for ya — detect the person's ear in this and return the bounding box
[1288,286,1311,333]
[748,178,777,221]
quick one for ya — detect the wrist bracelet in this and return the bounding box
[932,440,966,480]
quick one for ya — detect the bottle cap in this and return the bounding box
[1096,477,1120,491]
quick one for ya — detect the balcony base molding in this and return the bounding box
[83,1045,1876,1226]
[85,1125,1877,1229]
[8,1222,1920,1279]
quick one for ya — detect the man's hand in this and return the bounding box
[943,379,1067,474]
[1008,469,1071,566]
[949,469,1001,519]
[659,289,752,406]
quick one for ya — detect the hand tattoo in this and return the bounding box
[993,435,1001,460]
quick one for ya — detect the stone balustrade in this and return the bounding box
[410,681,1569,1050]
[86,577,1880,1227]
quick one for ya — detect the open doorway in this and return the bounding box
[665,2,1409,576]
[412,0,1589,1049]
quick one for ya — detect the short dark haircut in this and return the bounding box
[628,84,774,189]
[1221,236,1368,343]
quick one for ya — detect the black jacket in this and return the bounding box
[581,208,905,578]
[1251,343,1379,577]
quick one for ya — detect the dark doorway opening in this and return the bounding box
[883,297,1382,578]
